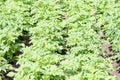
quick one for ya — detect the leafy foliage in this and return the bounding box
[0,0,120,80]
[0,0,31,77]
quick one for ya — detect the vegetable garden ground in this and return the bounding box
[0,0,120,80]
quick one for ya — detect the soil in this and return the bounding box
[92,11,120,79]
[2,30,33,80]
[2,76,13,80]
[1,68,17,80]
[100,35,120,80]
[56,14,71,55]
[101,44,114,57]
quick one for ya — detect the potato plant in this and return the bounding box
[0,0,120,80]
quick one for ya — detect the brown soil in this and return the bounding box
[96,27,120,80]
[110,59,120,80]
[56,14,70,55]
[101,43,120,80]
[101,44,114,57]
[2,30,33,80]
[1,69,17,80]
